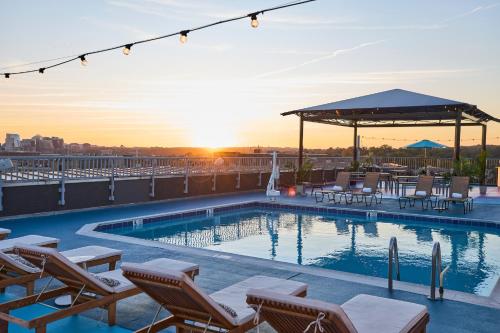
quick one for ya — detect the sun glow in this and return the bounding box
[190,125,238,148]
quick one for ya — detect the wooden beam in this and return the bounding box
[454,111,462,161]
[481,124,487,151]
[353,124,358,163]
[298,115,304,168]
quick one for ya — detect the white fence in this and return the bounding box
[0,156,352,184]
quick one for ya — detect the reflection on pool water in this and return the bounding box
[108,208,500,296]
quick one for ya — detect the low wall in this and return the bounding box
[0,170,335,218]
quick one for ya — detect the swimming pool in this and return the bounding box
[102,204,500,296]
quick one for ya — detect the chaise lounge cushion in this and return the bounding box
[210,276,307,325]
[0,235,59,252]
[60,246,122,264]
[0,228,11,237]
[341,294,427,333]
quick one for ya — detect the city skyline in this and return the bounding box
[1,0,500,149]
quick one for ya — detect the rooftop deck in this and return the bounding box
[1,191,500,332]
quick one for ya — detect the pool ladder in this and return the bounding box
[429,241,450,301]
[388,237,400,291]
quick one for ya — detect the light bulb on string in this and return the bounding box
[180,30,189,44]
[38,68,45,74]
[250,14,259,28]
[4,73,10,79]
[79,55,88,66]
[123,44,133,55]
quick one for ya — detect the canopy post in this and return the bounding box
[353,123,358,163]
[481,124,487,152]
[298,115,304,168]
[453,111,462,161]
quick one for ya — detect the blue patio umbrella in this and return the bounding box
[405,139,447,157]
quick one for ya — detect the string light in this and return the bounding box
[38,68,45,74]
[79,55,88,66]
[361,135,500,143]
[0,0,317,78]
[250,13,260,28]
[122,44,133,55]
[179,30,189,44]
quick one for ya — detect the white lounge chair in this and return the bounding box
[0,245,122,295]
[247,289,429,333]
[121,264,308,333]
[0,245,199,333]
[0,235,59,252]
[0,228,11,240]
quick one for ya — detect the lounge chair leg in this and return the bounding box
[0,314,8,333]
[108,302,117,326]
[36,326,47,333]
[26,281,35,296]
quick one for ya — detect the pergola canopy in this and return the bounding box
[282,89,498,127]
[283,88,499,165]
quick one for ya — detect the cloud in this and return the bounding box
[443,3,499,23]
[255,40,386,78]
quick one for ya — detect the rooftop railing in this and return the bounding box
[0,155,498,185]
[0,155,352,184]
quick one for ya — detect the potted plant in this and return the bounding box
[295,159,313,196]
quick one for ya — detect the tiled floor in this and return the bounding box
[1,191,500,332]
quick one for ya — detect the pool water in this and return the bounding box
[108,208,500,296]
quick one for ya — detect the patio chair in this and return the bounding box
[0,229,10,241]
[0,245,199,333]
[399,175,436,210]
[0,235,59,252]
[350,172,382,206]
[246,289,429,333]
[121,264,307,333]
[0,245,122,296]
[315,172,352,203]
[437,176,473,214]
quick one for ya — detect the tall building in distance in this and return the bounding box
[3,133,21,151]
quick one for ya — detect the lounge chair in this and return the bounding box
[0,234,59,252]
[0,229,10,241]
[0,245,122,296]
[121,264,307,333]
[350,172,383,206]
[0,245,199,333]
[246,290,429,333]
[437,176,473,214]
[399,175,436,210]
[315,172,352,203]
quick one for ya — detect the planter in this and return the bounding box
[296,184,306,196]
[479,185,487,195]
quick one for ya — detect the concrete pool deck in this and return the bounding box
[1,192,500,332]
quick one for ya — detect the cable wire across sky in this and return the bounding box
[1,0,317,78]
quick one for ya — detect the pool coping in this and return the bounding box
[77,199,500,310]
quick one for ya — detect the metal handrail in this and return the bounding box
[0,155,352,184]
[429,241,449,300]
[388,236,400,290]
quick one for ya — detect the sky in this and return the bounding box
[1,0,499,149]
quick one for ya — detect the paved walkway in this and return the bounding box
[1,192,500,332]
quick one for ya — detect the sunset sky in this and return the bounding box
[1,0,499,149]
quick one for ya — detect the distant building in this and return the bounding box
[20,139,36,152]
[4,133,21,151]
[51,137,64,151]
[34,137,55,153]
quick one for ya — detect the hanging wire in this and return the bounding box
[1,0,317,78]
[361,135,500,143]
